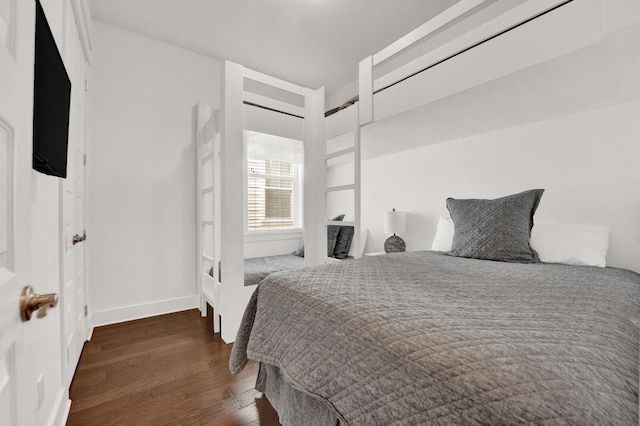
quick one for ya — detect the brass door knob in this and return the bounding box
[20,286,59,321]
[72,233,87,245]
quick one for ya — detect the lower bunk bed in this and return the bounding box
[231,251,640,425]
[215,225,367,287]
[208,254,305,287]
[243,254,305,287]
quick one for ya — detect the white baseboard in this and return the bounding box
[90,295,198,328]
[48,388,71,426]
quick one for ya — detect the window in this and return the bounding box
[245,131,303,231]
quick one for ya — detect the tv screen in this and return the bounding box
[33,0,71,179]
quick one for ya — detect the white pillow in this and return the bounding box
[431,216,454,252]
[348,227,369,258]
[530,223,610,267]
[430,218,610,267]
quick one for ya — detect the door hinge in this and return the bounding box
[84,79,89,92]
[84,305,88,317]
[83,154,87,166]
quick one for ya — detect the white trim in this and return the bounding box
[359,56,373,125]
[244,229,301,242]
[247,172,296,182]
[243,67,305,96]
[90,295,198,328]
[220,61,247,343]
[353,108,361,258]
[373,0,491,66]
[325,184,355,193]
[48,388,70,426]
[325,147,355,161]
[70,0,92,64]
[243,92,305,118]
[373,0,572,92]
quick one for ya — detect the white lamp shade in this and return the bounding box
[383,210,406,234]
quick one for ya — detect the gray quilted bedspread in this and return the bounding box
[230,251,640,425]
[243,254,305,286]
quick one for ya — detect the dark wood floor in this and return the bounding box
[67,309,280,426]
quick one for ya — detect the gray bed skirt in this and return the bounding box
[257,362,340,426]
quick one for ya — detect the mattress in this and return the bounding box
[231,251,640,425]
[243,253,305,286]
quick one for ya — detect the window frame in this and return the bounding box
[244,142,303,234]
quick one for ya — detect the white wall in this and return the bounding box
[326,0,640,272]
[244,231,301,259]
[330,99,640,272]
[87,22,221,326]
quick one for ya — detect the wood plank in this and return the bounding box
[68,309,279,425]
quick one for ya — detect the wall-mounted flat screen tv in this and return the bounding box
[33,0,71,179]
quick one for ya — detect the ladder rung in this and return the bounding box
[201,220,214,226]
[325,147,355,161]
[202,254,214,263]
[201,152,214,163]
[325,184,355,193]
[201,187,214,195]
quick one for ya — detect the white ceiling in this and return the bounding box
[89,0,459,94]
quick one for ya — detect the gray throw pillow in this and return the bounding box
[292,236,304,257]
[327,214,345,257]
[446,189,544,263]
[333,226,354,259]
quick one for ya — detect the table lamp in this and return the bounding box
[383,208,406,253]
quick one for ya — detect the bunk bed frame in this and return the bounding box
[230,0,640,424]
[324,0,600,262]
[196,62,328,343]
[353,0,600,124]
[199,0,606,343]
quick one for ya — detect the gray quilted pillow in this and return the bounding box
[446,189,544,263]
[327,214,345,257]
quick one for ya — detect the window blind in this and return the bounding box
[245,131,303,231]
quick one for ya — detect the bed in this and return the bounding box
[208,255,304,287]
[243,254,305,286]
[231,250,639,425]
[196,62,328,340]
[205,0,639,346]
[238,222,367,286]
[231,187,640,424]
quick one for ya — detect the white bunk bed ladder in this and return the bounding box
[196,102,221,333]
[325,101,361,261]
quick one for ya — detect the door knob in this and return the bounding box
[72,233,86,245]
[20,286,59,321]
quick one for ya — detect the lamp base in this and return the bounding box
[384,235,406,253]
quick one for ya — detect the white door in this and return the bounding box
[0,0,36,425]
[61,11,87,385]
